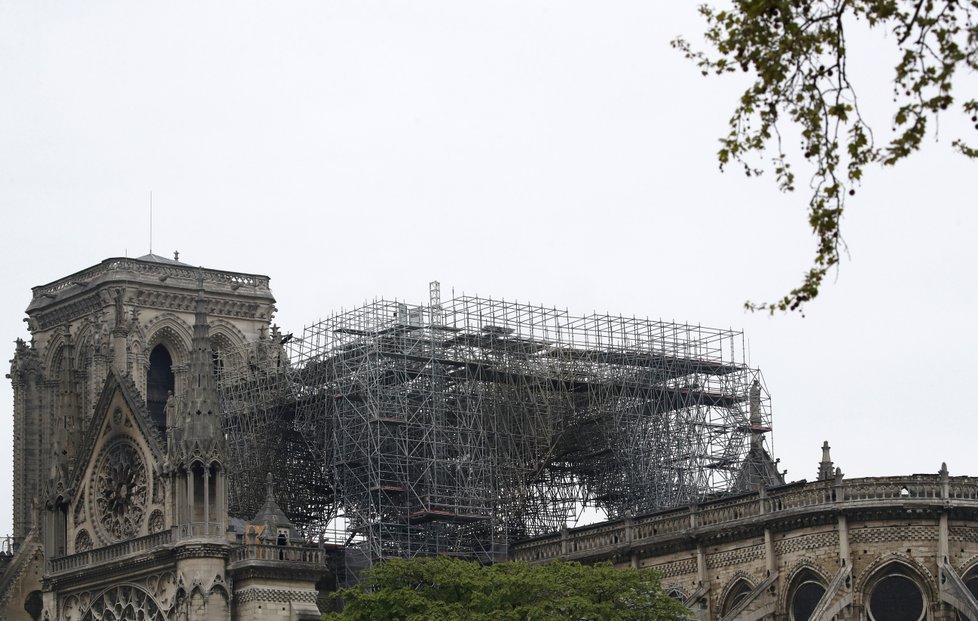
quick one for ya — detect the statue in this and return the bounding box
[113,288,125,329]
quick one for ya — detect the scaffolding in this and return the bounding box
[217,285,776,569]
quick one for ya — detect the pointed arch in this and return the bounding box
[857,554,937,602]
[718,572,755,617]
[43,334,66,378]
[662,584,687,603]
[209,319,249,372]
[781,562,830,621]
[80,584,166,621]
[74,321,95,372]
[144,314,193,364]
[207,578,230,601]
[208,318,248,350]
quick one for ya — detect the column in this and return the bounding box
[188,467,196,528]
[204,467,211,528]
[216,469,226,531]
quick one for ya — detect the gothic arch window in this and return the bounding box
[147,344,174,432]
[721,578,753,616]
[787,569,827,621]
[866,563,927,621]
[44,337,66,376]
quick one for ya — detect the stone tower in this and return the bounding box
[1,254,336,621]
[9,254,276,539]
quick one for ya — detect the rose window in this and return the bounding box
[93,442,148,542]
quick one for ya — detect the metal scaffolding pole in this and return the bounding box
[216,286,777,573]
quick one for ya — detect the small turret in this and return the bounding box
[251,473,298,545]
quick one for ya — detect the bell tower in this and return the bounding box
[10,253,275,539]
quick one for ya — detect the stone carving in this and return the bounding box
[850,525,938,545]
[775,531,839,555]
[73,488,87,526]
[153,473,165,504]
[949,526,978,543]
[149,510,165,534]
[93,442,148,542]
[648,557,697,578]
[74,529,93,552]
[233,586,318,604]
[113,288,126,329]
[144,571,178,612]
[81,585,166,621]
[706,544,765,569]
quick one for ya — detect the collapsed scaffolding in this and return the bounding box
[217,284,777,568]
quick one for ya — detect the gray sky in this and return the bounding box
[1,2,975,536]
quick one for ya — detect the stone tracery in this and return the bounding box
[80,585,166,621]
[92,441,148,542]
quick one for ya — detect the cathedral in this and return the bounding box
[4,255,978,621]
[1,255,329,620]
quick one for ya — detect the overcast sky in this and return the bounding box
[1,2,975,536]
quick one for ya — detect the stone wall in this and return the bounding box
[510,471,978,620]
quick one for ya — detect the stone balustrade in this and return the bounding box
[509,474,978,563]
[696,491,761,526]
[31,257,269,300]
[631,508,689,539]
[766,481,835,511]
[174,522,226,540]
[47,529,173,575]
[228,544,328,566]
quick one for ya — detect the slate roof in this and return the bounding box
[135,253,190,266]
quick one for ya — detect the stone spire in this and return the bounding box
[178,270,223,462]
[748,379,762,449]
[817,441,834,481]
